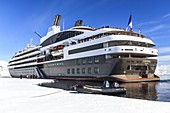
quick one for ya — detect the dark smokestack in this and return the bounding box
[74,20,83,27]
[53,15,61,26]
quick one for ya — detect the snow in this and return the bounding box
[0,78,170,113]
[0,60,10,78]
[0,61,170,113]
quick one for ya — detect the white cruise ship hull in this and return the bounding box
[8,55,159,82]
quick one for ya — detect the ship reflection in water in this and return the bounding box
[40,74,170,102]
[120,82,158,101]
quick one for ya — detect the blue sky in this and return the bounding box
[0,0,170,65]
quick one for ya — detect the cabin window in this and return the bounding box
[82,58,86,64]
[137,61,142,63]
[127,65,131,70]
[127,61,130,63]
[76,59,81,65]
[82,68,86,74]
[94,67,99,74]
[72,68,75,74]
[67,69,70,74]
[88,68,92,74]
[131,61,134,63]
[88,57,93,64]
[94,57,99,63]
[77,68,80,74]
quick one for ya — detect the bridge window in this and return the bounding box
[41,31,83,47]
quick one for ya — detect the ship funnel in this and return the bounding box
[74,20,83,26]
[53,15,61,26]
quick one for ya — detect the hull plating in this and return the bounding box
[8,55,159,82]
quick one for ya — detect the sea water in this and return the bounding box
[155,74,170,102]
[120,74,170,102]
[40,74,170,102]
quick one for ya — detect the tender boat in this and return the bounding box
[74,84,126,95]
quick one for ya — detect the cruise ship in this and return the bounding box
[8,15,160,82]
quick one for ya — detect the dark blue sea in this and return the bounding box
[40,74,170,102]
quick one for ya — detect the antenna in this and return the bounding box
[30,38,33,46]
[34,31,42,38]
[63,19,64,31]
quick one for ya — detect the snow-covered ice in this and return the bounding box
[0,78,169,113]
[0,61,10,78]
[155,65,170,75]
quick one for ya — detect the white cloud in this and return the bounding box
[137,20,158,26]
[144,24,165,33]
[138,13,170,26]
[162,13,170,18]
[157,47,170,54]
[158,55,170,62]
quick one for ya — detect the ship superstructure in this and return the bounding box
[8,15,159,82]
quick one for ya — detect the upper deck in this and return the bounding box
[40,25,155,50]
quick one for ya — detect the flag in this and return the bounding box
[127,15,132,32]
[138,28,141,34]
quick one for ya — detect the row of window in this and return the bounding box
[127,65,156,71]
[15,48,40,58]
[10,54,38,64]
[94,31,150,40]
[14,68,35,74]
[43,56,100,67]
[76,57,100,65]
[108,40,154,47]
[9,60,36,66]
[69,41,154,56]
[67,67,99,74]
[69,43,103,55]
[127,60,142,63]
[74,30,152,48]
[127,60,157,64]
[47,62,64,66]
[41,31,83,47]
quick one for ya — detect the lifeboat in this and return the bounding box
[51,45,64,51]
[51,49,64,56]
